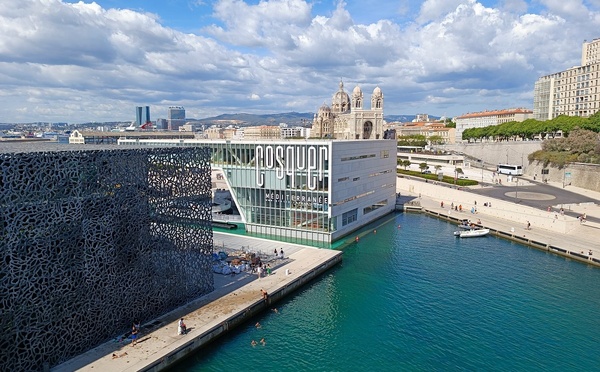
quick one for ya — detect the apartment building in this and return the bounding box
[454,108,533,142]
[534,38,600,120]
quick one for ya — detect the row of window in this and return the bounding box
[341,153,376,161]
[363,199,388,215]
[332,190,375,207]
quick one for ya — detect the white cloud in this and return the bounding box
[0,0,599,123]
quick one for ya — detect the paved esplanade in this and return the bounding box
[398,175,600,258]
[53,234,341,372]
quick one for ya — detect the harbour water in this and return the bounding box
[172,213,600,371]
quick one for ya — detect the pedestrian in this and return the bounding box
[266,264,271,276]
[274,248,278,257]
[441,201,444,208]
[134,319,141,336]
[178,318,186,335]
[279,248,284,259]
[131,325,138,346]
[261,288,268,300]
[526,221,531,230]
[257,265,263,278]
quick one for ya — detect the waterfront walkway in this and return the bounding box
[397,175,600,264]
[55,177,600,371]
[53,234,342,372]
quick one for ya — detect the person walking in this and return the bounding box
[178,318,186,335]
[130,324,138,346]
[279,248,284,260]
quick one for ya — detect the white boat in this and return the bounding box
[454,228,490,238]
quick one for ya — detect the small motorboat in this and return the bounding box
[454,228,490,238]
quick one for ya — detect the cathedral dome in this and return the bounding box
[332,80,350,113]
[372,86,382,96]
[352,85,362,95]
[319,103,331,113]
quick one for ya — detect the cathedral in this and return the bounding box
[311,81,385,139]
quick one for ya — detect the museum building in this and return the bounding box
[118,138,397,245]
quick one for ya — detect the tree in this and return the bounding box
[402,160,411,170]
[428,135,444,145]
[434,165,442,173]
[419,162,429,172]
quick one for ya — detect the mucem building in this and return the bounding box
[0,145,213,371]
[118,138,398,246]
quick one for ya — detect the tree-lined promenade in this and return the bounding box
[462,112,600,142]
[461,113,600,167]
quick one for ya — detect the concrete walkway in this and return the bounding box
[397,176,600,263]
[53,234,341,372]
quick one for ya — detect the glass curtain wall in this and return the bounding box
[208,141,332,245]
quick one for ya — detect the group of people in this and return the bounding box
[251,309,280,347]
[273,248,285,260]
[256,262,272,278]
[251,338,266,346]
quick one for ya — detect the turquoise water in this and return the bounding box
[174,213,600,371]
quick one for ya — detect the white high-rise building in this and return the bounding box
[533,38,600,120]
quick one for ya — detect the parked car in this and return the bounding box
[422,170,432,174]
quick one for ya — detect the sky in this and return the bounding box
[1,0,599,123]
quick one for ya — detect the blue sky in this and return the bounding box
[0,0,599,123]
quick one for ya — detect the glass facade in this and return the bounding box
[209,141,332,243]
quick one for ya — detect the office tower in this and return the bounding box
[136,106,151,126]
[168,106,186,131]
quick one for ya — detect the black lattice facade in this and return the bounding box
[0,147,213,371]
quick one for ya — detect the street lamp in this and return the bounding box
[480,159,484,183]
[515,177,518,201]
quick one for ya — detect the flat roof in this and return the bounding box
[0,142,172,154]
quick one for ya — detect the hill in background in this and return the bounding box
[193,113,440,126]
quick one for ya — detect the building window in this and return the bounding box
[342,209,358,226]
[364,199,388,214]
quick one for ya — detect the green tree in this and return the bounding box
[419,162,429,172]
[428,135,444,145]
[402,160,411,170]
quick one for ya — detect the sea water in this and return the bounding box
[172,213,600,371]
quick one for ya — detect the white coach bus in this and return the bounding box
[496,164,523,175]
